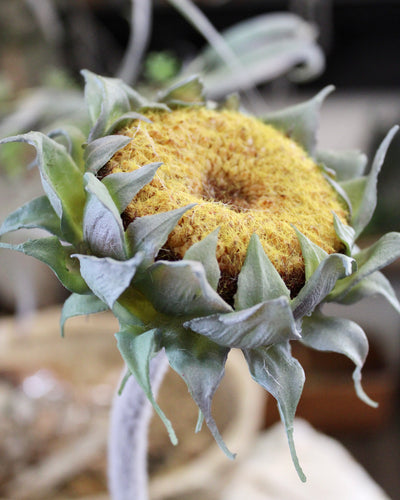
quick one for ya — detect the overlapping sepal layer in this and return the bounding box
[1,71,400,481]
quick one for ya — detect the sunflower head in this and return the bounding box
[1,71,399,481]
[104,105,348,300]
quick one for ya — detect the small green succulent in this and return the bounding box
[1,71,399,488]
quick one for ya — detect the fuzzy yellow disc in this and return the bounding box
[106,107,348,296]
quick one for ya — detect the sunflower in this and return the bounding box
[1,72,400,486]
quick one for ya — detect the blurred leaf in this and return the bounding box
[262,86,334,154]
[316,149,367,182]
[302,312,377,407]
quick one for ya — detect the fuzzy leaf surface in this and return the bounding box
[291,253,355,319]
[316,149,367,181]
[84,135,133,174]
[235,234,289,310]
[157,76,205,106]
[161,326,233,458]
[333,271,400,314]
[0,237,88,294]
[262,86,334,154]
[333,213,355,256]
[73,253,144,309]
[61,293,108,336]
[244,343,306,481]
[302,312,377,407]
[102,162,162,213]
[138,260,231,317]
[294,228,327,280]
[83,173,126,260]
[106,111,152,134]
[183,228,220,290]
[0,132,85,245]
[329,232,400,302]
[83,71,132,141]
[341,126,398,238]
[0,196,62,239]
[48,126,87,172]
[116,327,177,445]
[185,297,299,349]
[125,204,195,262]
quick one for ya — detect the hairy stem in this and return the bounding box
[108,350,169,500]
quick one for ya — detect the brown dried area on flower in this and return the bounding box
[105,107,348,296]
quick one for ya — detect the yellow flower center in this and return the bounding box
[107,107,348,298]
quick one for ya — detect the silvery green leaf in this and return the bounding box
[322,173,352,216]
[125,204,196,262]
[112,299,145,327]
[302,312,377,407]
[291,253,356,319]
[185,297,299,349]
[73,252,144,309]
[0,196,62,239]
[0,132,85,245]
[339,176,366,227]
[316,149,367,182]
[157,76,205,106]
[106,111,152,135]
[48,126,87,172]
[116,327,178,445]
[0,237,88,294]
[235,234,289,310]
[244,343,306,482]
[161,326,233,458]
[217,93,240,111]
[333,212,355,256]
[138,260,231,317]
[60,293,108,337]
[262,86,334,154]
[184,228,220,290]
[333,271,400,314]
[83,172,126,260]
[329,232,400,302]
[82,70,140,141]
[84,135,133,174]
[294,227,327,280]
[102,162,162,213]
[341,126,398,239]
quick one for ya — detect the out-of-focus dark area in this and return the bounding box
[0,1,399,499]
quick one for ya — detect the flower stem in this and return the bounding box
[108,350,169,500]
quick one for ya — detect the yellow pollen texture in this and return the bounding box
[107,107,348,293]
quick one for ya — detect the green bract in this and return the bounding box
[1,71,400,482]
